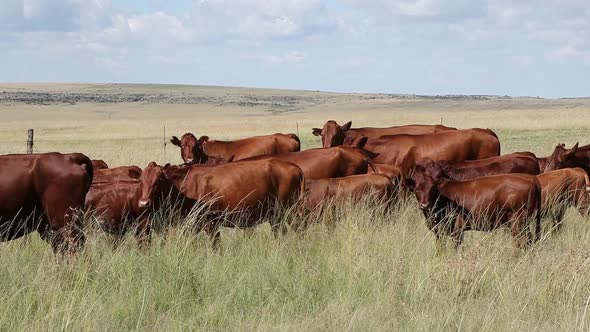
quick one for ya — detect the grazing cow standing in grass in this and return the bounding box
[170,133,300,164]
[312,120,456,148]
[404,160,541,251]
[536,168,590,229]
[347,128,501,176]
[138,159,305,247]
[427,152,540,181]
[85,166,150,245]
[242,139,375,180]
[0,152,92,253]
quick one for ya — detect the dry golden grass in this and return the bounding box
[1,83,590,330]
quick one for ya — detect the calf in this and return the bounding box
[405,160,541,250]
[242,143,374,180]
[0,152,92,253]
[347,128,501,176]
[312,120,456,148]
[170,133,300,164]
[536,168,590,228]
[431,152,540,181]
[85,166,149,244]
[138,159,305,247]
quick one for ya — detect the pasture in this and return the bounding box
[1,83,590,330]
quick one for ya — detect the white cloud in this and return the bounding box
[265,51,306,64]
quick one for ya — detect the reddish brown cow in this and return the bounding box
[540,142,590,174]
[536,168,590,228]
[170,133,300,164]
[305,174,395,210]
[404,160,541,250]
[85,166,149,244]
[430,152,540,181]
[312,120,456,148]
[348,128,501,175]
[138,159,305,246]
[0,152,92,253]
[242,142,374,180]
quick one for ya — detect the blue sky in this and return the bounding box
[0,0,588,98]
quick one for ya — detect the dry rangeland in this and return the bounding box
[1,83,590,330]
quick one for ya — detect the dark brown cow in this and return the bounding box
[348,128,501,175]
[537,168,590,228]
[85,166,149,244]
[312,120,456,148]
[430,152,540,181]
[404,160,541,250]
[138,159,305,246]
[540,142,590,173]
[170,133,300,164]
[305,174,395,210]
[242,143,373,180]
[0,152,92,253]
[92,159,109,170]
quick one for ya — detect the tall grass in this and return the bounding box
[1,194,590,330]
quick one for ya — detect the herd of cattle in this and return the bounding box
[1,120,589,254]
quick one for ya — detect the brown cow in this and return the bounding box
[404,160,541,251]
[0,152,92,253]
[312,120,456,148]
[536,168,590,228]
[85,166,149,244]
[305,174,395,211]
[138,159,305,247]
[348,128,501,175]
[540,142,590,174]
[242,142,374,180]
[92,159,109,170]
[170,133,300,164]
[430,152,540,181]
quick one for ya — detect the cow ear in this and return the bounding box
[341,121,352,132]
[356,135,368,149]
[568,142,579,156]
[199,136,210,143]
[312,128,322,136]
[170,136,181,146]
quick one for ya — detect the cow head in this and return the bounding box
[312,120,352,148]
[404,159,445,211]
[544,142,579,172]
[138,162,166,208]
[170,133,208,164]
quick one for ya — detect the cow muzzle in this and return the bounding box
[419,203,429,210]
[138,199,151,208]
[184,158,194,164]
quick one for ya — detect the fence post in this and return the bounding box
[27,129,34,154]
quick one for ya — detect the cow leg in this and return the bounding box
[203,221,221,250]
[451,216,466,251]
[134,215,151,249]
[510,211,528,251]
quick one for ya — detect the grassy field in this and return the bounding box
[1,83,590,330]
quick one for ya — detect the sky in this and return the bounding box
[0,0,588,98]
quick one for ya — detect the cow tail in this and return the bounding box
[287,133,301,151]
